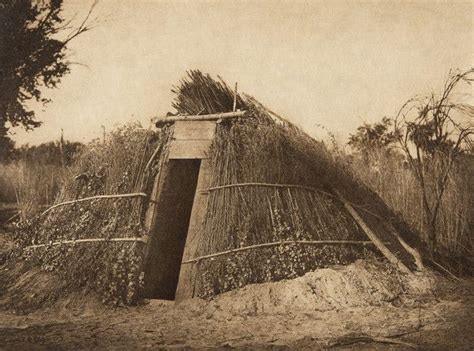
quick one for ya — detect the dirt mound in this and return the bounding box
[1,257,436,318]
[186,260,435,318]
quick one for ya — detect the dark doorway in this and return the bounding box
[143,159,201,300]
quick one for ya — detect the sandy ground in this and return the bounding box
[0,296,472,351]
[0,229,473,350]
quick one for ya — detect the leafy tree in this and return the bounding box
[0,124,14,159]
[0,0,96,158]
[395,68,473,254]
[348,117,400,159]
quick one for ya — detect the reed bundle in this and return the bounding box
[171,70,244,115]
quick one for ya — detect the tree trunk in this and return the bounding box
[425,217,437,255]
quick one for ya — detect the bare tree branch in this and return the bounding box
[393,68,473,254]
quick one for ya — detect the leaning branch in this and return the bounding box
[333,189,413,275]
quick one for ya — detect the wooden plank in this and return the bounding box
[169,139,212,159]
[175,158,212,301]
[173,120,216,140]
[142,156,170,279]
[333,189,413,276]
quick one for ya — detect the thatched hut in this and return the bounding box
[22,71,422,304]
[140,71,420,301]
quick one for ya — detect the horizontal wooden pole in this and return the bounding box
[155,110,247,125]
[202,182,334,198]
[42,193,147,216]
[26,236,148,249]
[181,240,383,265]
[201,183,385,220]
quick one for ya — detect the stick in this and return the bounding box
[388,223,424,271]
[6,211,20,222]
[26,236,148,249]
[233,82,238,112]
[333,189,413,276]
[144,143,163,172]
[155,111,246,126]
[427,258,463,281]
[182,240,384,264]
[41,193,147,216]
[201,182,384,220]
[203,182,333,196]
[328,333,418,349]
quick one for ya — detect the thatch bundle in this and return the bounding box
[171,70,245,115]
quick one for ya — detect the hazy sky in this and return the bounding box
[11,0,473,146]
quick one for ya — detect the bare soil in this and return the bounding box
[0,230,473,350]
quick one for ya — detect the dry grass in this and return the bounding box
[349,150,472,273]
[0,163,17,204]
[0,161,67,220]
